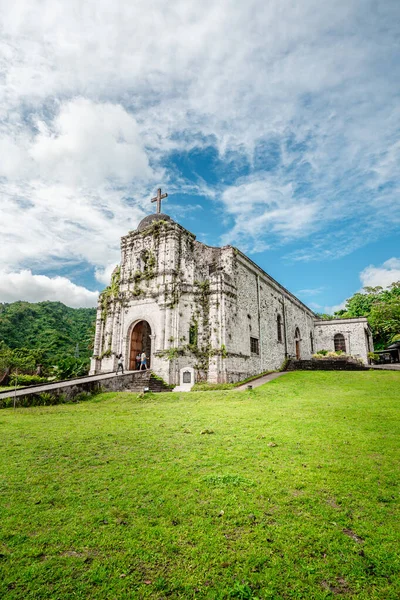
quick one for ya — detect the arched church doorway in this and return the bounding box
[129,320,152,370]
[295,327,301,359]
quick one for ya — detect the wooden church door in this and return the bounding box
[129,321,152,370]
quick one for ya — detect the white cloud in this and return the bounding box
[323,300,347,315]
[0,270,98,308]
[323,257,400,315]
[296,287,325,297]
[30,98,153,186]
[95,263,119,285]
[307,302,322,310]
[360,258,400,289]
[220,174,321,251]
[0,0,398,277]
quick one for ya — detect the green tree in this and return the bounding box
[315,313,334,320]
[368,297,400,347]
[333,282,400,349]
[0,301,96,363]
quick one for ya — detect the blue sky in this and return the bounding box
[0,0,399,310]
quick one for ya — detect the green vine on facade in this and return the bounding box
[140,220,171,240]
[100,266,121,321]
[130,250,157,297]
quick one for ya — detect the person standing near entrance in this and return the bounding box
[116,353,124,375]
[135,352,141,370]
[140,351,147,370]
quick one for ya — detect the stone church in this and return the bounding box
[90,190,373,384]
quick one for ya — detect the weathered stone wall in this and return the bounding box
[0,372,173,408]
[90,215,373,384]
[220,252,316,381]
[313,318,373,364]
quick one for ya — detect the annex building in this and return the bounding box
[90,191,373,385]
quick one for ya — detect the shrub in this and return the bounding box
[313,351,348,359]
[326,351,346,358]
[9,374,48,387]
[0,389,97,410]
[279,358,290,372]
[50,356,89,380]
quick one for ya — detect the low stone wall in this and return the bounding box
[0,371,173,409]
[286,359,369,371]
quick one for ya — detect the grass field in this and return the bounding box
[0,371,399,599]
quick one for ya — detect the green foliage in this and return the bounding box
[149,372,174,389]
[334,282,400,349]
[140,219,171,239]
[368,352,380,362]
[157,346,185,361]
[192,382,235,391]
[52,356,89,380]
[315,313,334,320]
[0,301,95,363]
[312,351,349,359]
[0,389,97,409]
[368,297,400,346]
[189,322,198,346]
[100,266,120,319]
[203,474,255,487]
[277,357,290,371]
[9,374,48,387]
[129,252,157,298]
[0,371,399,598]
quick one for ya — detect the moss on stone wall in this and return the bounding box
[100,266,120,321]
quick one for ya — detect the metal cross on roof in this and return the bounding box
[151,188,168,214]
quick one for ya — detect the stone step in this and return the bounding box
[286,359,368,371]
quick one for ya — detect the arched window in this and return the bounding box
[294,328,301,359]
[277,314,282,342]
[334,333,346,352]
[310,332,314,353]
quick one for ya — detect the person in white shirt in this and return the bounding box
[116,353,124,375]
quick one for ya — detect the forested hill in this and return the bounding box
[0,301,96,361]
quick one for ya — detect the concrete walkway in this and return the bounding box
[0,370,138,400]
[369,364,400,371]
[235,371,288,391]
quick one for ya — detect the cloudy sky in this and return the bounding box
[0,0,399,311]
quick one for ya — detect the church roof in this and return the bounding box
[137,213,174,232]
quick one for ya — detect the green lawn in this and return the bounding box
[0,371,399,599]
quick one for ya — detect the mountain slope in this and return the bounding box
[0,301,96,361]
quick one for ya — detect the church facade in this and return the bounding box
[90,207,373,384]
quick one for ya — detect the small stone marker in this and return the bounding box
[183,370,191,383]
[173,366,195,392]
